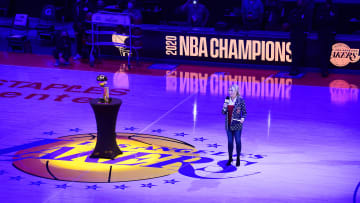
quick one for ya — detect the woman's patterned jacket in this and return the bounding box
[222,96,247,131]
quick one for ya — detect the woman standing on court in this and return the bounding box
[222,84,247,167]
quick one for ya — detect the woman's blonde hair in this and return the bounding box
[230,84,241,97]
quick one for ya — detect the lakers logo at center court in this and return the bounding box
[13,133,205,182]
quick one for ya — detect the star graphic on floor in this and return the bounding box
[124,127,138,131]
[174,132,188,137]
[30,181,46,186]
[141,183,157,188]
[164,179,180,184]
[43,131,55,135]
[152,129,164,133]
[193,137,207,142]
[114,184,129,190]
[86,185,100,190]
[70,128,81,132]
[56,184,70,189]
[10,176,23,181]
[207,143,222,148]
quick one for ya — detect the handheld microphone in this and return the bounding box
[225,96,230,104]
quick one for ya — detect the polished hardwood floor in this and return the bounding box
[0,52,359,203]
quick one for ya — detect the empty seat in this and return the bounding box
[7,14,31,52]
[35,5,56,42]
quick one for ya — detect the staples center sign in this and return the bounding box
[330,43,360,67]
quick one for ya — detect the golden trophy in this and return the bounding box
[96,74,111,103]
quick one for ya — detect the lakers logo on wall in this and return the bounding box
[330,43,360,67]
[12,133,201,183]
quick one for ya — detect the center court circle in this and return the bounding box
[13,133,199,182]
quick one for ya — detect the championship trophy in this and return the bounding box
[96,74,111,103]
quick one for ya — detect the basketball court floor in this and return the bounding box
[0,52,359,203]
